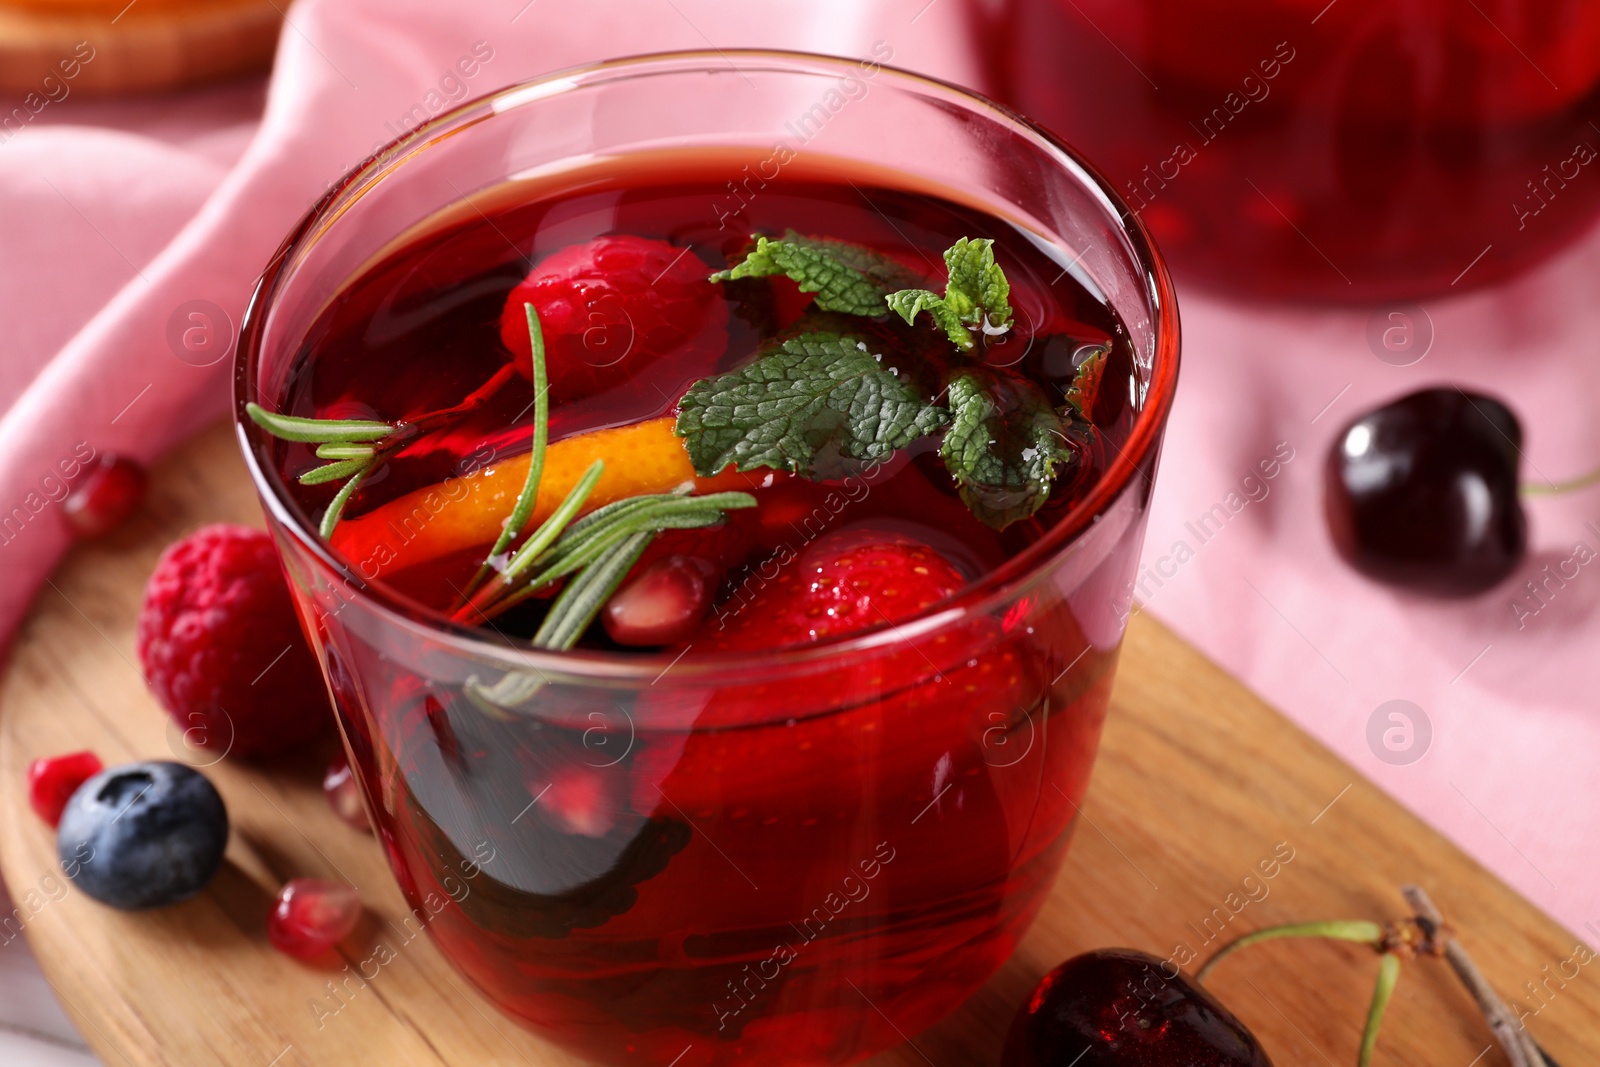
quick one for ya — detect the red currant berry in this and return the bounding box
[268,878,362,960]
[26,750,103,828]
[63,455,147,537]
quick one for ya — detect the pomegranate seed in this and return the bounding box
[27,751,103,828]
[541,764,617,838]
[268,878,362,960]
[601,555,715,646]
[323,756,371,832]
[63,454,147,537]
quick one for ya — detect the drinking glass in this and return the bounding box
[237,50,1180,1066]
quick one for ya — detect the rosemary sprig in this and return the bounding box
[456,487,754,633]
[532,530,655,649]
[520,489,756,649]
[243,409,394,444]
[458,304,553,603]
[321,465,373,538]
[432,304,757,646]
[498,459,606,581]
[246,361,517,538]
[254,301,755,650]
[244,401,393,538]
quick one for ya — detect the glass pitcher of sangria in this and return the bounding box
[991,0,1600,299]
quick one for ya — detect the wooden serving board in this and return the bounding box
[0,420,1595,1066]
[0,0,280,95]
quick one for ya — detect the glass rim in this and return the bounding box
[234,48,1181,684]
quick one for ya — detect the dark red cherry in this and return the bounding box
[1002,949,1272,1066]
[1324,388,1525,596]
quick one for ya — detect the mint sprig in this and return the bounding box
[675,331,949,478]
[886,237,1013,351]
[941,368,1074,529]
[710,230,924,316]
[778,231,928,292]
[689,233,1089,530]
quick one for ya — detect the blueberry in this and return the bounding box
[56,761,229,910]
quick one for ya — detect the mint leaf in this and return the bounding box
[886,289,973,350]
[782,232,927,292]
[712,232,900,316]
[1064,344,1109,421]
[942,237,1013,332]
[676,331,950,477]
[885,237,1014,352]
[941,368,1075,529]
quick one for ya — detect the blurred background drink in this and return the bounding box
[989,0,1600,300]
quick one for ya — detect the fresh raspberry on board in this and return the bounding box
[499,234,728,404]
[136,524,330,758]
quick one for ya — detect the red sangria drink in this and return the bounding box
[237,54,1178,1066]
[990,0,1600,300]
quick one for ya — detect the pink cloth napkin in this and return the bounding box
[1146,241,1600,945]
[0,0,982,640]
[1,0,1595,992]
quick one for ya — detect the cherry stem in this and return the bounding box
[1399,885,1552,1067]
[1195,920,1385,985]
[1522,466,1600,498]
[1358,952,1401,1067]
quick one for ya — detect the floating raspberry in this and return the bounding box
[499,235,728,404]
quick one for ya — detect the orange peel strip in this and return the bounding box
[329,416,764,575]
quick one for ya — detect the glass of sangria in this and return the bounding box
[989,0,1600,300]
[236,51,1179,1066]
